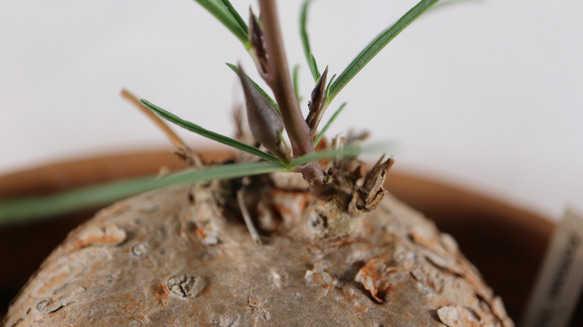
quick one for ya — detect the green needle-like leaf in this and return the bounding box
[0,144,374,225]
[290,145,360,167]
[194,0,250,47]
[140,99,281,163]
[327,0,440,104]
[313,102,347,146]
[293,65,301,105]
[226,63,280,115]
[0,161,287,225]
[219,0,248,35]
[300,0,320,81]
[325,73,337,99]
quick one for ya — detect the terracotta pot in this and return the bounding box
[0,149,577,324]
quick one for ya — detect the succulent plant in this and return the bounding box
[2,0,515,326]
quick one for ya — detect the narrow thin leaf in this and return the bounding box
[290,145,360,167]
[140,99,281,163]
[313,102,347,146]
[300,0,320,81]
[226,63,280,115]
[293,65,301,105]
[0,161,287,225]
[327,0,440,104]
[219,0,248,34]
[325,73,337,98]
[194,0,250,47]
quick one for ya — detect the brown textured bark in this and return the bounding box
[4,170,514,326]
[0,150,561,323]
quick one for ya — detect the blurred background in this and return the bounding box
[0,0,581,221]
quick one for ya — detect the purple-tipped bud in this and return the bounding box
[237,65,284,154]
[305,66,329,133]
[249,9,268,74]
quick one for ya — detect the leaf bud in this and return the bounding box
[249,9,268,74]
[237,65,284,155]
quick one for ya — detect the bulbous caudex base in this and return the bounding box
[4,172,513,327]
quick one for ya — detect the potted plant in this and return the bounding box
[1,0,556,325]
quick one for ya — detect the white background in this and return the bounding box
[0,0,581,221]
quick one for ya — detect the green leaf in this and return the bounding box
[324,73,337,99]
[292,65,301,105]
[140,99,281,163]
[219,0,248,35]
[226,63,280,115]
[313,102,347,146]
[290,145,360,167]
[194,0,250,47]
[0,161,287,225]
[0,145,378,225]
[300,0,320,81]
[327,0,440,104]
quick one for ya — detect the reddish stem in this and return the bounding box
[258,0,329,195]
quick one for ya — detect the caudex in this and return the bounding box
[0,0,440,228]
[3,2,519,326]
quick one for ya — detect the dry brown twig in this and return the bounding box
[121,89,203,167]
